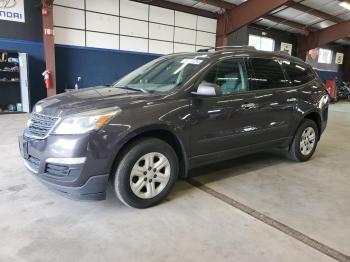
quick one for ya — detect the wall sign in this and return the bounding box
[280,42,292,55]
[0,0,25,23]
[335,52,344,65]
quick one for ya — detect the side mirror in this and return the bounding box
[191,82,217,96]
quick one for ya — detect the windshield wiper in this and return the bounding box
[117,85,148,93]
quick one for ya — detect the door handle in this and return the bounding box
[287,98,297,102]
[241,103,256,110]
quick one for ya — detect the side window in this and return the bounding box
[283,61,315,86]
[202,58,249,95]
[249,58,287,90]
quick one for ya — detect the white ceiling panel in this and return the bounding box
[223,0,246,5]
[286,28,305,34]
[294,13,323,24]
[272,7,305,18]
[338,11,350,20]
[168,0,222,12]
[273,23,294,31]
[298,0,346,16]
[274,8,322,25]
[270,5,288,14]
[334,39,350,46]
[192,2,221,12]
[167,0,198,7]
[255,18,278,28]
[255,19,293,32]
[311,20,336,29]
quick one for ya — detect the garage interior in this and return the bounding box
[0,0,350,261]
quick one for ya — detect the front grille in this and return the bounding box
[27,113,59,138]
[45,163,70,177]
[26,155,40,171]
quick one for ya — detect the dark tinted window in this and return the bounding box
[249,58,287,90]
[283,61,315,86]
[202,58,249,95]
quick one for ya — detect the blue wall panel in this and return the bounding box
[0,38,46,107]
[55,45,161,93]
[316,70,344,82]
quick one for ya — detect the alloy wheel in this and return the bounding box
[130,152,171,199]
[300,127,316,156]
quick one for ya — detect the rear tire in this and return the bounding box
[287,119,319,162]
[114,138,178,208]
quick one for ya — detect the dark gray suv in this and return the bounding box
[19,47,329,208]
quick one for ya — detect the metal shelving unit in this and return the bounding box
[0,51,30,114]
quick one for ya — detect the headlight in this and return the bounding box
[52,107,121,135]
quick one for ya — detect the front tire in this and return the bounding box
[114,138,179,208]
[288,119,319,162]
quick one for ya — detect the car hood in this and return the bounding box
[34,86,159,117]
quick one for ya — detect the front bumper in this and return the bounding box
[18,131,114,201]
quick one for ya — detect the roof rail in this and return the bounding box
[275,50,291,56]
[197,46,256,52]
[197,48,211,52]
[215,46,256,50]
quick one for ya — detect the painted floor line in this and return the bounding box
[187,178,350,262]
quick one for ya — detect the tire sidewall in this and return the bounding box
[293,120,319,161]
[114,138,179,208]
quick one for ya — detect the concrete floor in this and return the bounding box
[1,103,350,262]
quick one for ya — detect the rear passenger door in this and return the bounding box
[247,57,295,142]
[280,60,318,135]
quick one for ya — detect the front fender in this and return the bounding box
[106,123,190,178]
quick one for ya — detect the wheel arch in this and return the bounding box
[111,126,189,179]
[291,110,321,145]
[304,111,322,140]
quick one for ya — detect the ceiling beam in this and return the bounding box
[196,0,311,32]
[196,0,346,33]
[194,0,234,9]
[266,2,350,42]
[216,0,291,46]
[310,20,350,47]
[298,20,350,58]
[263,15,309,31]
[135,0,349,46]
[220,0,291,34]
[285,2,343,24]
[132,0,218,19]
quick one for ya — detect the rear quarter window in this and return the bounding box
[283,61,315,86]
[248,58,287,90]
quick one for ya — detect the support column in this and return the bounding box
[297,35,309,61]
[42,0,56,97]
[216,13,228,47]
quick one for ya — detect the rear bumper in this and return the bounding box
[320,106,328,135]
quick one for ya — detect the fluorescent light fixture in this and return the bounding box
[339,1,350,10]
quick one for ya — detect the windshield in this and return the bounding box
[113,55,209,93]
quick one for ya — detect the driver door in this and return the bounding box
[190,57,256,157]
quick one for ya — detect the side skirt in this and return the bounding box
[189,137,291,169]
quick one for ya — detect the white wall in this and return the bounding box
[53,0,217,54]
